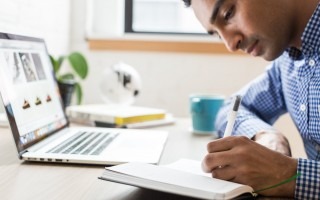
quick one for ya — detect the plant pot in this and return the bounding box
[58,80,76,110]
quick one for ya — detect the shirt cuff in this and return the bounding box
[295,158,320,199]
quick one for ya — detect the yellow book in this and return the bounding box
[66,104,166,126]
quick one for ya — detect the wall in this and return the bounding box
[80,51,268,115]
[0,0,70,55]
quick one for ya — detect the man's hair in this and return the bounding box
[182,0,191,7]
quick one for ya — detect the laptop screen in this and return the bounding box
[0,33,68,155]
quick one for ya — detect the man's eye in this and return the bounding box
[224,6,234,21]
[212,32,221,39]
[208,31,221,39]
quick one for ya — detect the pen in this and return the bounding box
[223,95,242,137]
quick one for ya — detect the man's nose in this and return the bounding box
[222,32,242,52]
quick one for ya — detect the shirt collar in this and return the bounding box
[286,3,320,60]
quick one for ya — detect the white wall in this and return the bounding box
[0,0,71,55]
[70,0,306,158]
[80,51,268,116]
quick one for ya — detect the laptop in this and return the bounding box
[0,32,168,165]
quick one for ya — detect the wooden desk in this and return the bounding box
[0,118,216,200]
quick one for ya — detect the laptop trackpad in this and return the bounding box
[101,131,167,162]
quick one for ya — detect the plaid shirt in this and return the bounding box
[215,4,320,199]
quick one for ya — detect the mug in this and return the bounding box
[189,94,225,136]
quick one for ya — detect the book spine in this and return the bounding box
[115,114,165,125]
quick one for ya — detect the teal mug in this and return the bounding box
[190,94,225,136]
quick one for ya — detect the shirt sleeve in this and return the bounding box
[215,59,287,138]
[295,158,320,199]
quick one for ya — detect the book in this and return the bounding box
[94,113,175,128]
[98,159,254,200]
[66,104,166,126]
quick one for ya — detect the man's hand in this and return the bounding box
[202,136,297,197]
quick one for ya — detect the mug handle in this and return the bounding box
[191,98,202,113]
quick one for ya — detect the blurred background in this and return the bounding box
[0,0,305,157]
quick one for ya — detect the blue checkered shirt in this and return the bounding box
[215,4,320,199]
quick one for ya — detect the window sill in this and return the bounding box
[87,34,244,55]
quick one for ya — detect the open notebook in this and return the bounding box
[0,32,167,165]
[99,159,255,200]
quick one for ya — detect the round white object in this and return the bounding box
[99,62,142,105]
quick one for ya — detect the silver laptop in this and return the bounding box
[0,32,168,165]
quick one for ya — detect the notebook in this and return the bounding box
[0,32,168,165]
[99,159,255,200]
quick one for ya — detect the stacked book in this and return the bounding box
[66,104,175,128]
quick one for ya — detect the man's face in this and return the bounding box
[191,0,294,61]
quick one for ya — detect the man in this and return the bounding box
[182,0,320,199]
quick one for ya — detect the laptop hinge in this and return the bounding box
[19,150,28,159]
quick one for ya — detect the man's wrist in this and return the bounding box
[265,157,298,197]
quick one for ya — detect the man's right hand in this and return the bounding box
[202,136,297,197]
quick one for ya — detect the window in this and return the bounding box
[125,0,205,34]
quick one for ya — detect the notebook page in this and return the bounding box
[163,158,211,177]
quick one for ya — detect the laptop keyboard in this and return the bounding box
[47,131,119,155]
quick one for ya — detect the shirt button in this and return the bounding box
[300,104,306,111]
[309,59,315,66]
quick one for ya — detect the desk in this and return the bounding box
[0,118,217,200]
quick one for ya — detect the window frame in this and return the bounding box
[124,0,134,33]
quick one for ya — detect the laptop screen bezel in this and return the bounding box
[0,32,70,157]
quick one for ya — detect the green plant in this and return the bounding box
[50,52,89,104]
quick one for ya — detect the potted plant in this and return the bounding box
[50,52,89,108]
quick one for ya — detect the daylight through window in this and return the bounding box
[125,0,206,34]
